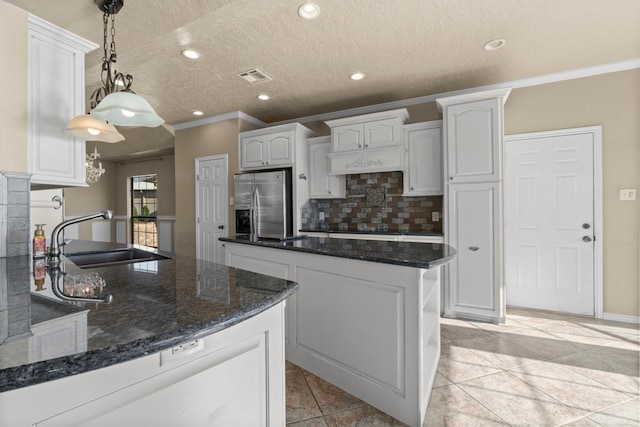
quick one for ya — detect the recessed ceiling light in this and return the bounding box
[350,72,365,81]
[483,38,506,51]
[298,3,320,19]
[192,110,204,116]
[181,48,201,59]
[257,94,270,101]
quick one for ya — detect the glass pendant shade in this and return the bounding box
[90,91,164,127]
[66,114,125,143]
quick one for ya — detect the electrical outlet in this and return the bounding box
[319,212,325,221]
[432,211,440,222]
[620,189,637,201]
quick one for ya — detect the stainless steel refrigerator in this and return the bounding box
[234,169,293,239]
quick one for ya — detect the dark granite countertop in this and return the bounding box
[0,241,298,393]
[221,236,456,269]
[299,227,444,237]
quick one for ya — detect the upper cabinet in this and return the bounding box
[326,109,410,175]
[240,130,294,169]
[27,15,97,188]
[403,121,443,196]
[438,96,504,184]
[308,136,346,199]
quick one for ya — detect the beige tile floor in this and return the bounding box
[286,307,640,426]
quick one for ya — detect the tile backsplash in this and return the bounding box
[301,171,443,234]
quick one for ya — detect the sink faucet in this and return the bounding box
[48,210,115,263]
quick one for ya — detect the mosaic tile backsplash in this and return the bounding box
[301,171,443,234]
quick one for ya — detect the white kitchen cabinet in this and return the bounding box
[326,109,409,152]
[437,88,510,324]
[403,121,443,196]
[0,302,287,426]
[27,15,97,188]
[439,93,507,184]
[240,130,294,169]
[325,109,410,175]
[445,182,503,322]
[308,136,346,198]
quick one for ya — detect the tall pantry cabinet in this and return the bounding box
[437,88,511,323]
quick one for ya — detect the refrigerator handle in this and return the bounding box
[251,186,257,236]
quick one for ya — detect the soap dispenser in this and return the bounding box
[33,224,46,258]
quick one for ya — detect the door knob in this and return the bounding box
[582,223,591,229]
[218,225,224,230]
[469,246,479,251]
[582,236,592,242]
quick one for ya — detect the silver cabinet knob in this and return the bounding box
[469,246,479,251]
[582,223,591,229]
[449,177,454,181]
[218,225,224,229]
[582,236,592,242]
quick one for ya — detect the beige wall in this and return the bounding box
[64,151,175,242]
[504,69,639,317]
[0,2,28,172]
[64,161,117,241]
[174,119,242,257]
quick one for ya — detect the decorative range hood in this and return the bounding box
[324,109,410,175]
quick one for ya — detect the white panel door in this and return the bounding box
[196,156,228,264]
[505,131,594,315]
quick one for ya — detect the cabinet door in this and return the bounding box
[365,118,401,149]
[28,26,88,187]
[332,124,364,152]
[446,98,501,183]
[309,141,345,198]
[404,126,443,196]
[446,182,503,322]
[266,131,293,166]
[240,136,266,169]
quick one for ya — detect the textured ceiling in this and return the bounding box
[6,0,640,160]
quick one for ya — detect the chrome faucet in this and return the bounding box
[48,210,115,262]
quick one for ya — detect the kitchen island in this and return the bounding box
[221,235,455,427]
[0,241,297,425]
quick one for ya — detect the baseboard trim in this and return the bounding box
[602,312,640,324]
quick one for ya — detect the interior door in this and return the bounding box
[196,156,228,264]
[505,129,595,315]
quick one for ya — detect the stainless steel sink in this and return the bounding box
[65,248,171,269]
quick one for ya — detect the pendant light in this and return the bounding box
[66,114,124,142]
[67,0,163,136]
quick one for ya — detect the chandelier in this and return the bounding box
[66,0,163,141]
[86,147,106,183]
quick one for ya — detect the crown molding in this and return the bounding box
[268,58,640,126]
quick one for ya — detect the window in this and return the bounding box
[131,175,158,248]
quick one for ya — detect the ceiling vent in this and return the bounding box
[237,68,273,85]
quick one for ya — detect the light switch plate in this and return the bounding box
[620,189,637,201]
[319,212,325,221]
[432,211,440,222]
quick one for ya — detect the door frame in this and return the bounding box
[504,126,603,318]
[195,154,229,262]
